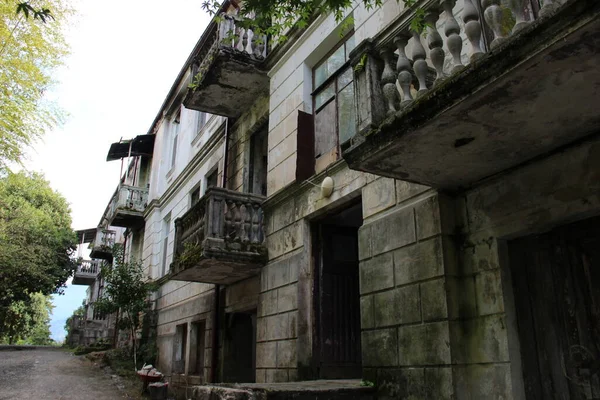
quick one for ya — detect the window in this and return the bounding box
[190,185,201,205]
[161,215,170,277]
[196,111,207,134]
[189,321,206,376]
[249,129,268,196]
[173,323,188,374]
[313,34,356,172]
[205,168,219,192]
[170,110,181,169]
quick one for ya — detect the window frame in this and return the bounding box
[170,109,181,169]
[196,111,207,134]
[311,33,356,166]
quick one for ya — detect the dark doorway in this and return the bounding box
[313,202,362,379]
[248,129,268,196]
[222,310,256,383]
[509,217,600,400]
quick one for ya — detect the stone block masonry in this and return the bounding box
[358,189,458,399]
[256,250,302,382]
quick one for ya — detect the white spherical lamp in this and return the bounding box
[321,176,334,198]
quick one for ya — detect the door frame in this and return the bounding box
[309,198,363,379]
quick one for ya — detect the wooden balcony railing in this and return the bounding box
[170,187,267,285]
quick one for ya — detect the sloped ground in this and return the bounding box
[0,347,139,400]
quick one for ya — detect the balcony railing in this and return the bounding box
[90,228,116,260]
[183,12,270,117]
[107,185,148,228]
[91,305,107,321]
[72,259,100,285]
[343,0,599,189]
[170,187,267,285]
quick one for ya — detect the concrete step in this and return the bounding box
[188,379,376,400]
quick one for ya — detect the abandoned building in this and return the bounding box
[68,228,122,347]
[86,0,599,398]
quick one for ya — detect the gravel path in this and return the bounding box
[0,347,136,400]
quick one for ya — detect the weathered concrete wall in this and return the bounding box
[358,180,458,400]
[258,162,379,382]
[155,281,215,382]
[258,160,448,384]
[266,0,474,196]
[144,103,226,383]
[449,135,600,400]
[147,95,267,387]
[226,95,269,193]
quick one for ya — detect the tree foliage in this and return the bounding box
[0,171,77,331]
[94,246,157,369]
[0,292,55,345]
[0,0,71,168]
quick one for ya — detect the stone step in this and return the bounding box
[188,379,376,400]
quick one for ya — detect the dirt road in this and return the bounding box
[0,347,136,400]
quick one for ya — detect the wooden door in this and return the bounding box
[318,225,362,379]
[509,217,600,399]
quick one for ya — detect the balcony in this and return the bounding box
[170,187,267,285]
[183,13,269,117]
[72,259,100,285]
[343,0,599,190]
[90,229,116,260]
[107,185,148,228]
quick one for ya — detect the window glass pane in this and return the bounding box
[328,45,345,76]
[338,82,356,144]
[315,62,328,88]
[315,101,337,157]
[345,35,356,60]
[337,68,353,91]
[315,83,335,109]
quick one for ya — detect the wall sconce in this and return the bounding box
[321,176,334,198]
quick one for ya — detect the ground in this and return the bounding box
[0,347,140,400]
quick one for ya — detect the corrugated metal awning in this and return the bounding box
[106,134,155,161]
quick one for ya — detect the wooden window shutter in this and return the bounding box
[296,110,315,181]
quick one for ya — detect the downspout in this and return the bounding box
[222,117,229,189]
[211,117,229,383]
[210,285,220,383]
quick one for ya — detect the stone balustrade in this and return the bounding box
[90,228,116,260]
[73,259,101,285]
[92,305,106,321]
[218,13,268,59]
[184,11,270,117]
[171,187,267,285]
[357,0,543,120]
[105,184,148,228]
[342,0,598,189]
[77,259,100,275]
[112,185,148,214]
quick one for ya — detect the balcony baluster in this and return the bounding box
[426,9,446,82]
[411,30,429,96]
[394,34,413,104]
[443,0,464,73]
[463,0,484,60]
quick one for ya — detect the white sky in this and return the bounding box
[21,0,212,341]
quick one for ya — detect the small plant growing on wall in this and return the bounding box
[94,245,158,370]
